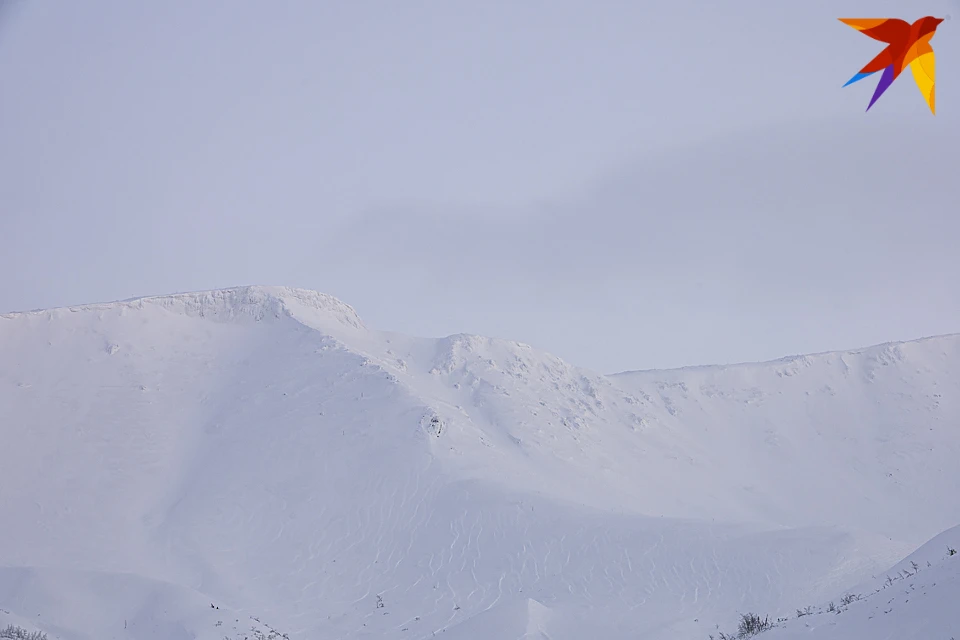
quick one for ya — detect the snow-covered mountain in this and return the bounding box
[1,286,957,639]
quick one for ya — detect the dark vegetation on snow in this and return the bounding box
[0,626,48,640]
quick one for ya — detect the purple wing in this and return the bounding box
[866,65,895,110]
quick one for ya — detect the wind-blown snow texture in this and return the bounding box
[1,286,957,639]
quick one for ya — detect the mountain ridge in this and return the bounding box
[0,285,366,333]
[4,284,958,377]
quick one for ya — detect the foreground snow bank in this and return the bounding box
[708,525,960,639]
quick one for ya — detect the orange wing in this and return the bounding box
[838,18,911,43]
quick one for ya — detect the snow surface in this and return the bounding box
[757,525,960,640]
[1,285,957,639]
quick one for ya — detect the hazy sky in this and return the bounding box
[2,0,959,373]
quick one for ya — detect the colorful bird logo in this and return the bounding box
[839,16,943,113]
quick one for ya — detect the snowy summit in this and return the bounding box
[1,285,958,639]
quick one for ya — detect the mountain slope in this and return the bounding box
[1,286,957,639]
[611,336,960,544]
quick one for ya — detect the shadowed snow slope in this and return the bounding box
[1,286,958,639]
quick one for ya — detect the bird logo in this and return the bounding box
[839,16,944,113]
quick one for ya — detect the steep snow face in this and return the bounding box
[1,287,426,587]
[612,337,960,544]
[363,330,727,517]
[0,287,958,640]
[339,324,960,543]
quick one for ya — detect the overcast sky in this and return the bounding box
[1,0,959,373]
